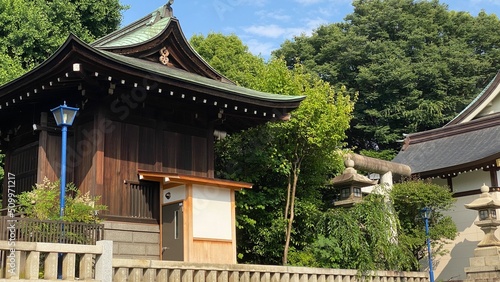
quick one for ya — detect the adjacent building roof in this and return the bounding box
[393,72,500,177]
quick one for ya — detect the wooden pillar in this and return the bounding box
[36,112,48,183]
[93,107,105,198]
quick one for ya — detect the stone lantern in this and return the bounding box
[463,184,500,281]
[330,158,377,207]
[464,184,500,247]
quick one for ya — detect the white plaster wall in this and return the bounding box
[163,185,186,204]
[192,185,232,240]
[451,170,491,193]
[431,170,495,281]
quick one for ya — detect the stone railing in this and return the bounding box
[113,259,429,282]
[1,240,428,282]
[0,240,112,281]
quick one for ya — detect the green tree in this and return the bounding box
[0,53,24,85]
[190,33,265,86]
[390,180,457,270]
[193,33,355,265]
[274,0,500,152]
[0,0,125,69]
[289,192,414,272]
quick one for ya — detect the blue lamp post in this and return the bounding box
[51,102,79,218]
[421,207,435,282]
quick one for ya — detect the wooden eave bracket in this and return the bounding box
[137,170,252,190]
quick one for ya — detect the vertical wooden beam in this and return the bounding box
[231,190,237,264]
[93,107,105,198]
[2,150,11,211]
[155,122,164,172]
[491,168,499,188]
[184,184,193,262]
[159,184,164,259]
[207,122,215,178]
[37,112,48,183]
[447,177,453,192]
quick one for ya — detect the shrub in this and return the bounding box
[17,177,106,223]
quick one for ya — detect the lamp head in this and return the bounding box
[51,101,79,127]
[421,207,432,220]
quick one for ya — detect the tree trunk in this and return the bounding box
[283,163,300,265]
[284,174,291,219]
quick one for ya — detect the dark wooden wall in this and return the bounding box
[4,104,213,222]
[99,119,210,222]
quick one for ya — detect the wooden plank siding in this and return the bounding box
[72,121,97,196]
[7,142,39,195]
[101,119,210,221]
[8,107,212,222]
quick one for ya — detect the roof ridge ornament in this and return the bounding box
[147,0,174,26]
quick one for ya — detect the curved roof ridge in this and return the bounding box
[446,71,500,126]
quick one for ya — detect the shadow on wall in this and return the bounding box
[437,239,477,281]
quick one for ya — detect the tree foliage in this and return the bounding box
[274,0,500,151]
[17,177,107,223]
[0,0,125,190]
[289,192,413,272]
[391,180,457,270]
[193,33,355,264]
[0,0,125,70]
[289,180,457,272]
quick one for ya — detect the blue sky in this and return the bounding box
[120,0,500,59]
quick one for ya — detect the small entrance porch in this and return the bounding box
[138,170,252,264]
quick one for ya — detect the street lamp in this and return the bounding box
[421,207,435,282]
[51,102,79,218]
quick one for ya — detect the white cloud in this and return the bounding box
[243,16,327,39]
[244,38,277,58]
[255,9,291,21]
[294,0,324,5]
[244,24,287,38]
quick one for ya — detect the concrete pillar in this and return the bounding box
[25,251,40,279]
[62,253,76,279]
[95,240,114,282]
[44,252,58,279]
[114,268,129,281]
[380,171,393,190]
[5,250,20,279]
[79,253,94,279]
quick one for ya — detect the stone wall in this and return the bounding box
[103,221,160,260]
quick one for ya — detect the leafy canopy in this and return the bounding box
[0,0,126,70]
[274,0,500,152]
[391,180,457,270]
[193,32,355,264]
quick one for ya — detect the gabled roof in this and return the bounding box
[91,4,233,83]
[447,71,500,125]
[393,71,500,177]
[392,113,500,176]
[0,3,304,131]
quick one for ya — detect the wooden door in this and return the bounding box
[161,202,184,261]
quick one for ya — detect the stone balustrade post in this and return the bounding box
[95,240,114,282]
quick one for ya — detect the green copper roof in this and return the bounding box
[97,49,304,103]
[92,4,172,48]
[97,17,171,48]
